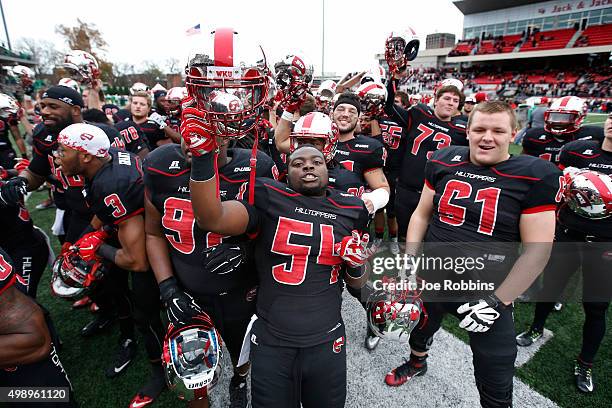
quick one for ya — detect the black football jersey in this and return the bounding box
[0,116,18,151]
[130,116,167,148]
[0,247,17,296]
[335,134,386,178]
[327,160,366,197]
[377,116,405,171]
[521,125,604,165]
[0,203,34,251]
[241,178,369,346]
[557,139,612,238]
[114,120,150,155]
[165,116,181,133]
[84,148,144,226]
[143,145,275,295]
[425,146,562,243]
[29,122,127,215]
[260,134,288,180]
[385,102,468,191]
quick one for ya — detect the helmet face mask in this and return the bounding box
[356,82,387,117]
[185,28,271,139]
[63,51,100,85]
[163,314,223,401]
[385,29,420,73]
[166,87,188,116]
[367,287,423,344]
[0,93,19,119]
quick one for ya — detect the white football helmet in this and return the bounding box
[544,96,587,136]
[185,27,270,138]
[130,82,150,95]
[356,82,387,117]
[12,65,35,87]
[564,169,612,219]
[289,112,338,162]
[58,78,81,92]
[385,28,420,73]
[0,93,20,119]
[166,87,188,115]
[361,65,386,85]
[315,79,337,114]
[63,50,100,84]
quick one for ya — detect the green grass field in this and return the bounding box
[20,113,610,407]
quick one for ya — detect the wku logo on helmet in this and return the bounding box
[333,336,345,353]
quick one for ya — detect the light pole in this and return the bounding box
[321,0,325,78]
[0,0,11,51]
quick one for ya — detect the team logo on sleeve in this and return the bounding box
[333,336,345,353]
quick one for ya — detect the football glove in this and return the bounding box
[456,294,502,333]
[0,167,7,180]
[14,158,30,173]
[159,276,204,327]
[281,82,308,113]
[203,242,246,275]
[180,107,218,156]
[335,230,374,268]
[72,230,109,262]
[148,112,167,130]
[0,176,27,207]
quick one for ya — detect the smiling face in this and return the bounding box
[40,98,75,135]
[434,91,460,121]
[467,110,515,166]
[332,103,359,135]
[287,146,328,196]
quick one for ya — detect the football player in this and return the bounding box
[0,93,28,170]
[54,123,166,407]
[385,74,468,241]
[463,95,477,117]
[0,247,78,407]
[144,136,277,408]
[387,102,561,408]
[516,112,612,393]
[129,91,180,148]
[521,96,603,165]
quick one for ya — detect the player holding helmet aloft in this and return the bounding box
[0,93,28,171]
[144,134,277,407]
[63,50,103,110]
[383,29,468,242]
[0,247,78,407]
[53,123,166,407]
[385,102,562,408]
[182,27,372,408]
[521,96,603,165]
[516,112,612,393]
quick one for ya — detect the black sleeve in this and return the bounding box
[90,181,145,225]
[238,179,271,234]
[255,151,277,179]
[558,144,577,170]
[364,144,387,172]
[0,247,15,295]
[522,166,562,212]
[384,79,411,128]
[28,147,51,178]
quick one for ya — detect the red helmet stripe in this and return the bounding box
[359,83,380,97]
[583,172,612,201]
[301,112,315,130]
[214,28,234,67]
[559,96,572,108]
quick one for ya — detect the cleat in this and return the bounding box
[574,360,594,393]
[554,302,563,311]
[229,374,249,408]
[105,338,137,378]
[385,357,427,386]
[89,302,100,313]
[80,313,115,337]
[129,371,166,408]
[364,326,380,351]
[35,198,55,210]
[516,328,543,347]
[72,296,92,309]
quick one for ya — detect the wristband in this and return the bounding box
[346,265,366,279]
[190,153,217,182]
[158,276,179,302]
[97,243,118,263]
[281,110,294,121]
[361,188,390,213]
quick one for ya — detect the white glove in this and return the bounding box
[148,112,167,130]
[456,295,501,333]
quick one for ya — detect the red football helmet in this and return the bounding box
[385,28,420,74]
[544,96,587,136]
[50,250,107,299]
[185,27,270,138]
[289,112,338,162]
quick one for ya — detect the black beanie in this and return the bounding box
[333,91,361,115]
[42,85,84,108]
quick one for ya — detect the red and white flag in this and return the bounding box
[186,23,201,36]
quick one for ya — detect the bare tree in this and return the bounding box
[164,58,181,74]
[15,38,63,75]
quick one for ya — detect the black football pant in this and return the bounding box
[193,286,257,368]
[5,228,49,298]
[530,226,611,364]
[395,184,422,242]
[383,167,398,219]
[131,271,164,363]
[0,343,78,407]
[0,146,16,169]
[410,302,516,408]
[250,325,347,408]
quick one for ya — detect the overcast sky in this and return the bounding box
[1,0,464,76]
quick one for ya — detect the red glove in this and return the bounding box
[0,167,7,180]
[281,82,308,113]
[334,230,374,268]
[60,242,73,256]
[14,158,30,173]
[180,107,218,157]
[72,230,109,262]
